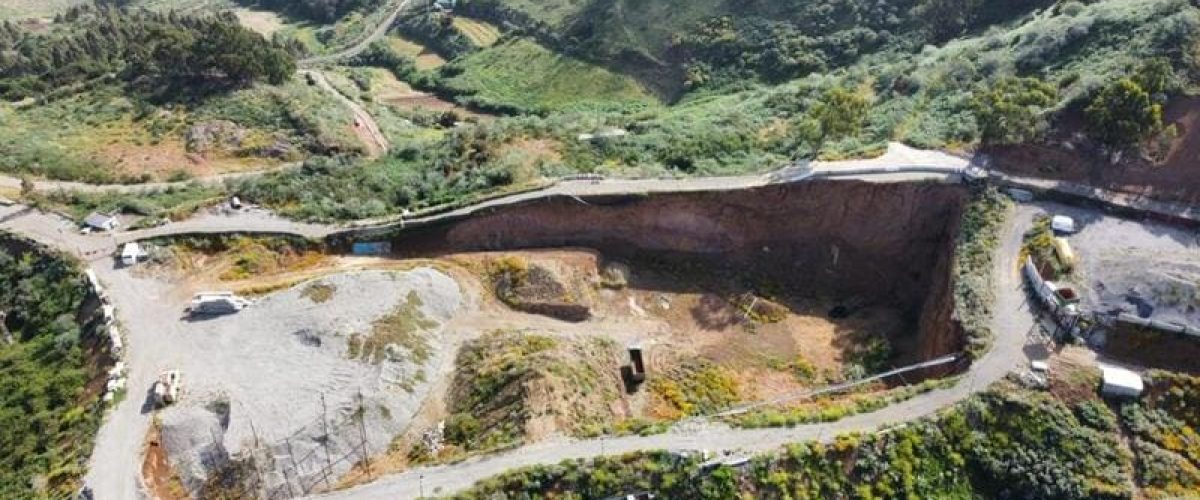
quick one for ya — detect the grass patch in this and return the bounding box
[442,38,661,114]
[300,281,337,303]
[347,291,437,367]
[451,17,501,47]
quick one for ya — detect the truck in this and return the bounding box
[189,292,250,316]
[153,370,182,407]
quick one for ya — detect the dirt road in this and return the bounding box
[300,70,390,157]
[299,0,417,66]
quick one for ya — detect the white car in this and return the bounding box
[1051,215,1078,234]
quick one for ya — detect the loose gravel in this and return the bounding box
[157,269,463,495]
[1044,202,1200,327]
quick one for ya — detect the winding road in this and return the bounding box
[299,0,419,66]
[0,143,1060,500]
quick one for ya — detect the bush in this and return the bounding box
[1086,78,1162,149]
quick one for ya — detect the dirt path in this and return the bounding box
[300,70,390,157]
[299,0,418,66]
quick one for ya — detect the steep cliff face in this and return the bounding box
[392,181,969,362]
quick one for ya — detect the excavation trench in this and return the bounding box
[359,181,970,371]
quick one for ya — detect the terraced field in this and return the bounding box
[444,38,660,113]
[452,17,501,47]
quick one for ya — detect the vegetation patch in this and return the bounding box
[0,234,105,498]
[441,38,660,114]
[1123,370,1200,498]
[346,291,437,367]
[146,235,325,281]
[300,281,337,304]
[731,377,955,428]
[453,387,1133,499]
[649,360,740,419]
[431,331,620,459]
[954,187,1013,359]
[30,184,223,225]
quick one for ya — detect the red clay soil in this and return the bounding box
[987,96,1200,205]
[142,424,189,500]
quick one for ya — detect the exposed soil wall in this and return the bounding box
[384,181,970,362]
[988,96,1200,206]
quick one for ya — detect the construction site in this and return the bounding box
[117,180,977,498]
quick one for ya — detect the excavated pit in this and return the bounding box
[370,181,971,367]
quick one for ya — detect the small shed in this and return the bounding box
[1101,365,1144,399]
[84,213,119,232]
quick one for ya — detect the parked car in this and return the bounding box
[188,292,251,316]
[1051,215,1078,234]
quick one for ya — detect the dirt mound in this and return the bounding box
[440,331,623,452]
[159,403,230,496]
[490,257,591,322]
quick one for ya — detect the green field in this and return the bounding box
[452,17,501,47]
[443,38,660,113]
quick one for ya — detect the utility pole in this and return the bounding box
[320,393,334,490]
[357,392,372,481]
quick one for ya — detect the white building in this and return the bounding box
[83,213,119,232]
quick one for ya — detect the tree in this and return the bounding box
[915,0,984,42]
[813,86,870,140]
[971,77,1057,145]
[1085,78,1162,149]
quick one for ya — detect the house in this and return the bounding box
[121,242,148,266]
[83,212,119,232]
[1101,365,1144,399]
[433,0,456,11]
